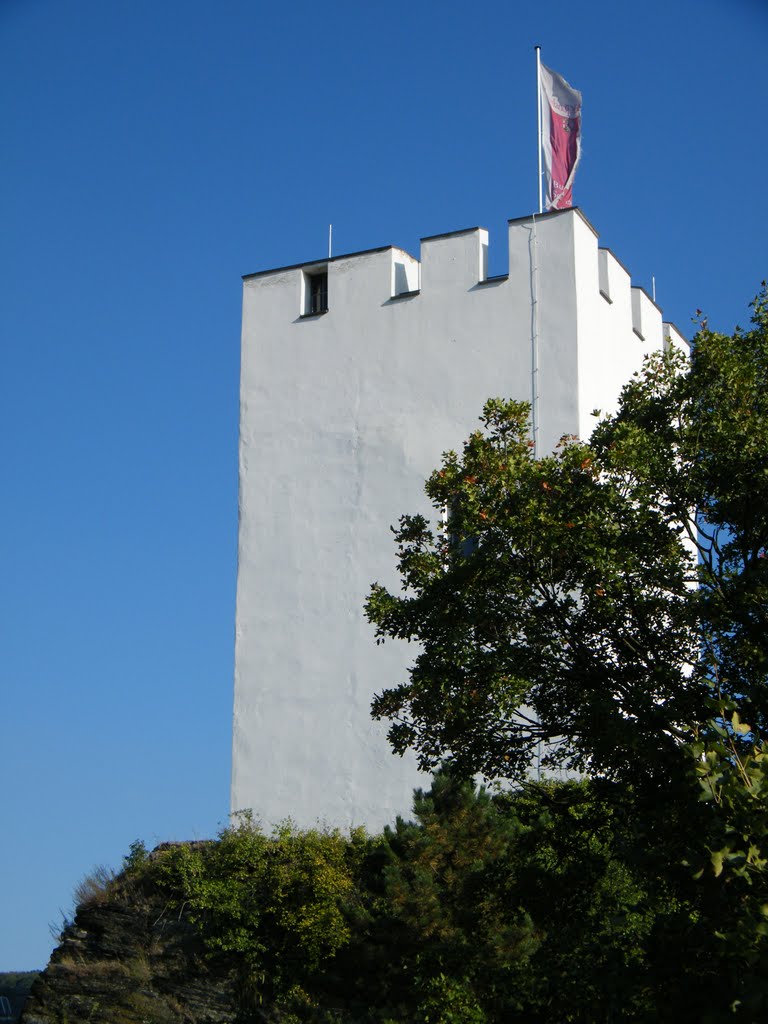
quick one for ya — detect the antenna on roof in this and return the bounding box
[652,276,656,303]
[328,224,333,260]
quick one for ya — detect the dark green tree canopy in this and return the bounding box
[366,286,768,788]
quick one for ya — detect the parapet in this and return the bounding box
[242,208,685,354]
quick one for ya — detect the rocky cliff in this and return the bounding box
[21,847,239,1024]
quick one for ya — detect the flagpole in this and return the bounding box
[535,44,543,214]
[533,44,544,779]
[531,46,542,458]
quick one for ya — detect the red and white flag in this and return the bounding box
[539,62,582,210]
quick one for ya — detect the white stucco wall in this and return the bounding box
[232,208,684,831]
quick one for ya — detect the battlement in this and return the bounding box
[242,208,685,451]
[244,208,685,360]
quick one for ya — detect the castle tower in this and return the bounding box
[232,207,686,831]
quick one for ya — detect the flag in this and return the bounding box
[539,62,582,210]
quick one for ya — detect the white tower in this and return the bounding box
[232,207,686,831]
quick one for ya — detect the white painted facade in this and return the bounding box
[232,207,686,831]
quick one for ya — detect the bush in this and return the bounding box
[73,864,116,908]
[154,813,365,1013]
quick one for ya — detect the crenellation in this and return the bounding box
[391,247,420,296]
[242,214,679,365]
[598,247,630,305]
[631,286,661,344]
[329,247,394,309]
[419,226,488,292]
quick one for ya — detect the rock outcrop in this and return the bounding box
[21,861,238,1024]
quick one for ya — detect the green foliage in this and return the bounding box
[596,286,768,743]
[123,773,734,1021]
[375,772,540,1020]
[154,812,364,1012]
[599,286,768,999]
[122,839,149,874]
[373,771,723,1022]
[415,974,487,1023]
[80,759,760,1021]
[367,389,698,785]
[687,705,768,1011]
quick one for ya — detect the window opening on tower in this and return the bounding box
[304,269,328,315]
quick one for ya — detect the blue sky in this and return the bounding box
[2,0,766,970]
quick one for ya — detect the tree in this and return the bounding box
[366,286,768,791]
[373,770,690,1023]
[366,288,768,1012]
